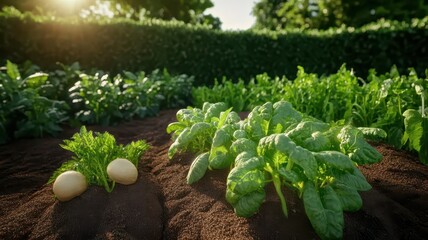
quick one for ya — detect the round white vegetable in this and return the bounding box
[107,158,138,185]
[53,170,87,202]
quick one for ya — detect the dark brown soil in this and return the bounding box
[1,110,427,240]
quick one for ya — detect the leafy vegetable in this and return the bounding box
[0,60,69,143]
[167,101,383,240]
[49,126,149,192]
[402,80,428,164]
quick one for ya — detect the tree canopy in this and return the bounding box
[0,0,220,28]
[253,0,428,30]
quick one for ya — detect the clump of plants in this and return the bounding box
[49,126,149,197]
[0,60,69,144]
[167,101,384,240]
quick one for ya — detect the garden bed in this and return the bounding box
[0,110,427,239]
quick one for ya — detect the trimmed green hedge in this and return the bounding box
[1,10,428,85]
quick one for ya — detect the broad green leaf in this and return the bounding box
[388,127,404,149]
[402,109,423,152]
[234,152,257,166]
[233,129,247,139]
[228,157,264,185]
[204,102,228,122]
[287,121,330,145]
[228,169,265,195]
[259,102,273,120]
[166,122,186,134]
[338,126,382,164]
[332,183,362,212]
[209,152,233,169]
[187,152,210,184]
[289,146,317,179]
[217,108,232,129]
[226,111,241,124]
[269,101,302,133]
[6,60,20,80]
[314,151,354,171]
[302,131,331,152]
[357,127,387,141]
[230,138,257,156]
[303,183,343,240]
[334,168,371,191]
[419,117,428,165]
[274,134,297,156]
[190,122,212,135]
[226,188,240,205]
[26,72,49,89]
[257,134,277,157]
[278,168,303,184]
[211,129,231,148]
[168,127,190,158]
[232,190,266,218]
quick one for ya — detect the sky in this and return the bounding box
[206,0,256,30]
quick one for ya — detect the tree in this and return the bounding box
[252,0,428,30]
[0,0,221,28]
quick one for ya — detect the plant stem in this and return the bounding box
[273,174,288,217]
[422,92,426,118]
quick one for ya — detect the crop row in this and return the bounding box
[192,65,428,164]
[2,61,426,164]
[0,61,193,144]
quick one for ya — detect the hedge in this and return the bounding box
[1,10,428,85]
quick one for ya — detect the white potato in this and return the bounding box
[53,170,87,202]
[107,158,138,185]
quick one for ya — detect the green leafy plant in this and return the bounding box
[192,65,427,151]
[49,126,149,192]
[147,69,194,109]
[0,60,69,144]
[402,77,428,165]
[167,101,384,240]
[69,68,194,126]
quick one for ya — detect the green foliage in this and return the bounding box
[0,0,220,28]
[253,0,428,30]
[69,68,193,125]
[167,101,383,239]
[192,65,426,157]
[402,80,428,165]
[0,60,68,144]
[1,9,428,85]
[49,126,149,192]
[0,60,194,144]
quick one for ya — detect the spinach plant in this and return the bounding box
[167,101,384,240]
[49,126,149,192]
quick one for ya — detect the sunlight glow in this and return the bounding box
[80,0,116,19]
[55,0,84,12]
